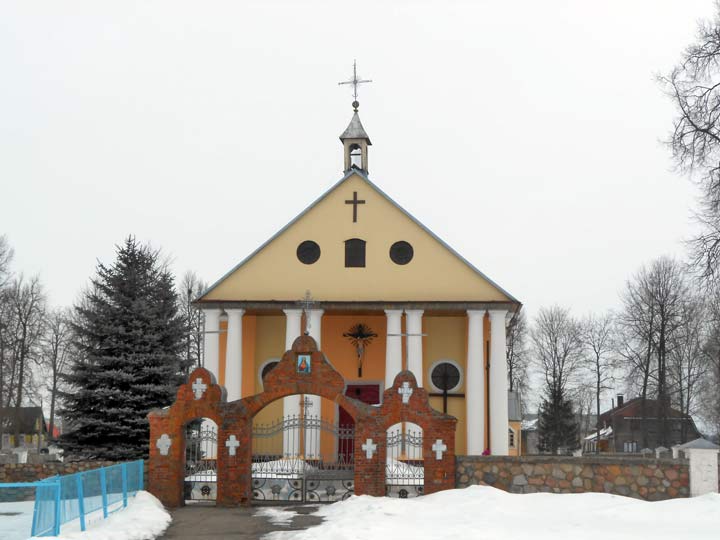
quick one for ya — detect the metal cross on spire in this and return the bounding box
[338,60,372,112]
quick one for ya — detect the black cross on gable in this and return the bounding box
[344,191,366,223]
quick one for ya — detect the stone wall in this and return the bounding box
[456,455,689,501]
[0,461,147,502]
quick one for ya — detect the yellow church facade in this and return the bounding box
[196,107,522,456]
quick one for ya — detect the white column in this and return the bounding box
[489,309,509,455]
[202,308,222,381]
[466,309,486,455]
[305,309,323,458]
[202,308,222,458]
[385,309,403,389]
[307,309,324,349]
[283,309,302,457]
[225,308,244,401]
[405,309,424,387]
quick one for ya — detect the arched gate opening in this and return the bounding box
[183,418,218,504]
[251,396,356,502]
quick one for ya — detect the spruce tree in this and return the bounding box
[60,237,188,460]
[537,387,580,454]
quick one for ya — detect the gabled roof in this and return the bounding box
[339,112,372,144]
[599,397,693,423]
[198,168,520,304]
[677,438,720,450]
[0,407,47,434]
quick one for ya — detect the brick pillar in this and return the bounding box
[354,421,385,497]
[217,418,252,506]
[148,415,184,508]
[423,421,456,494]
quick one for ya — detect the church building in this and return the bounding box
[195,100,522,457]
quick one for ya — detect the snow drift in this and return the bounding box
[264,485,720,540]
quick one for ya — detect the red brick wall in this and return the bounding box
[148,335,457,506]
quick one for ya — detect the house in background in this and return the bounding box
[508,391,522,455]
[521,414,539,455]
[0,407,49,450]
[585,395,701,453]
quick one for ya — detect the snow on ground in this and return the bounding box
[254,507,298,526]
[0,500,34,540]
[263,485,720,540]
[0,491,171,540]
[44,491,171,540]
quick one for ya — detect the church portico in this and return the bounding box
[197,303,514,456]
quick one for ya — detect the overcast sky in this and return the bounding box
[0,1,715,319]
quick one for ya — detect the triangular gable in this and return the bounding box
[199,169,519,303]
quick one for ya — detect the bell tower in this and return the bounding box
[338,61,372,173]
[340,101,372,173]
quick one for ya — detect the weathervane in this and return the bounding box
[338,60,372,112]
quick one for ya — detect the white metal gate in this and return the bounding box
[252,415,355,503]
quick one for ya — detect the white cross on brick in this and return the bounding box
[225,435,240,456]
[192,378,207,400]
[432,439,447,460]
[362,438,377,459]
[156,434,172,456]
[398,382,413,404]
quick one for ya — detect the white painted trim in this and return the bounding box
[427,359,464,394]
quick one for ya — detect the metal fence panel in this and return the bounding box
[2,460,144,538]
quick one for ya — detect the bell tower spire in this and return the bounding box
[338,61,372,173]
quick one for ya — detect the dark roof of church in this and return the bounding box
[0,407,47,434]
[339,112,372,144]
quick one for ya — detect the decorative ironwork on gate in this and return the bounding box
[252,414,355,503]
[184,423,218,502]
[385,424,425,498]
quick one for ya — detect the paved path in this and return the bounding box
[158,504,322,539]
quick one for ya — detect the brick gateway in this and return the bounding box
[148,335,457,506]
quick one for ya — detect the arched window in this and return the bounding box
[349,143,363,169]
[345,238,366,268]
[259,359,279,389]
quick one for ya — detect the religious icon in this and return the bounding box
[297,354,311,374]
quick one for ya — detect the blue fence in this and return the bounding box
[0,460,144,537]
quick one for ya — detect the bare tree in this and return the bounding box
[531,306,584,453]
[4,275,45,445]
[0,235,13,289]
[699,288,720,439]
[581,312,616,453]
[41,308,74,439]
[507,310,530,399]
[617,257,689,447]
[178,271,206,373]
[661,6,720,284]
[532,306,584,396]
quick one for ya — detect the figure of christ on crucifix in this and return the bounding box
[345,191,365,223]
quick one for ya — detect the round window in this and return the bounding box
[297,240,321,264]
[431,362,461,392]
[389,241,414,265]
